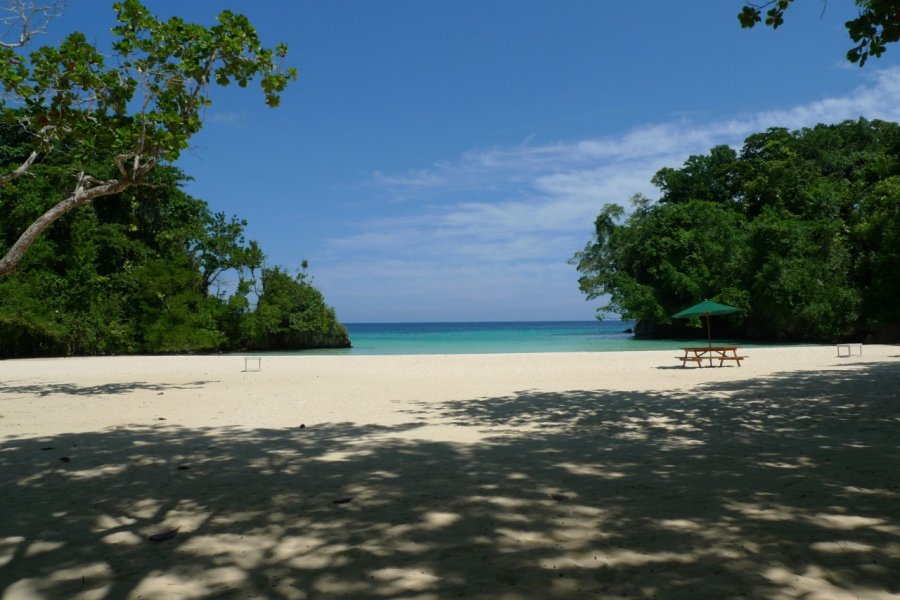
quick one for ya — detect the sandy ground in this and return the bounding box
[1,346,899,599]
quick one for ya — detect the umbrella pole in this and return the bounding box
[706,314,712,366]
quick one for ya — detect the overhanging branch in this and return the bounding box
[0,173,131,276]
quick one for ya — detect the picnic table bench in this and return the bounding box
[677,346,747,368]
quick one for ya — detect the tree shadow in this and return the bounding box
[0,380,217,398]
[1,362,898,598]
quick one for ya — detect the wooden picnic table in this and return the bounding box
[677,346,747,368]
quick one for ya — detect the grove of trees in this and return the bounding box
[0,125,350,356]
[572,118,900,342]
[0,0,296,276]
[0,2,350,357]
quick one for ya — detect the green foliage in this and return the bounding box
[192,212,264,296]
[746,210,859,338]
[0,4,344,357]
[651,145,742,206]
[854,176,900,326]
[0,0,297,278]
[574,196,750,322]
[0,0,297,169]
[738,1,900,66]
[0,126,349,356]
[248,267,351,351]
[0,0,346,356]
[574,118,900,341]
[130,257,227,353]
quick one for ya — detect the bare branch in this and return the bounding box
[133,180,167,190]
[0,148,38,183]
[0,124,62,185]
[0,0,64,48]
[188,53,218,111]
[114,153,128,179]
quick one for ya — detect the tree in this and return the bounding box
[191,212,264,296]
[0,152,243,355]
[0,100,353,357]
[0,0,296,276]
[853,176,900,329]
[572,196,750,324]
[746,208,859,339]
[738,0,900,65]
[574,118,900,342]
[249,266,351,350]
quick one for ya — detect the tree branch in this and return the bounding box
[0,0,63,49]
[0,148,39,184]
[0,124,63,185]
[0,174,131,276]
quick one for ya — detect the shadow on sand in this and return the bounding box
[0,380,217,398]
[1,362,898,598]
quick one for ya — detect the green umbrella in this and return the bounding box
[672,300,742,348]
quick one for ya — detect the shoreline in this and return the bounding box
[0,338,833,362]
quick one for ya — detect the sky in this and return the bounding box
[46,1,900,322]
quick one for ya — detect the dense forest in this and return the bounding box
[0,122,350,357]
[0,1,343,358]
[573,118,900,342]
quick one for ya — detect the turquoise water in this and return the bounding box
[294,321,751,356]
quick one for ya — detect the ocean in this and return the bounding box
[296,320,713,356]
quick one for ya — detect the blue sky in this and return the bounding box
[53,2,900,322]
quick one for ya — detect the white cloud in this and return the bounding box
[209,111,244,125]
[318,67,900,322]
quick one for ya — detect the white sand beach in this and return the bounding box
[1,346,899,599]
